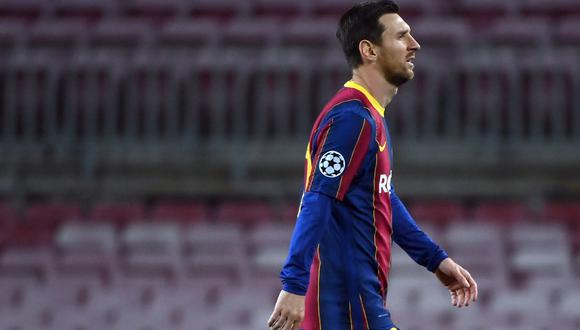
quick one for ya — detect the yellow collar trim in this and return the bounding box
[344,80,385,117]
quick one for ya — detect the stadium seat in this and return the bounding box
[250,0,306,19]
[51,0,118,20]
[151,201,208,223]
[28,19,89,52]
[89,202,146,226]
[556,17,580,47]
[555,287,580,327]
[123,0,188,23]
[0,19,26,54]
[444,222,508,291]
[191,0,250,20]
[222,18,279,51]
[54,221,117,282]
[488,288,554,328]
[24,202,82,228]
[450,302,489,330]
[90,19,154,51]
[0,0,48,20]
[543,201,580,224]
[509,223,572,281]
[510,222,569,249]
[215,201,273,225]
[455,0,520,23]
[183,222,245,278]
[0,276,38,311]
[522,0,580,16]
[0,201,17,227]
[158,18,221,50]
[0,247,54,282]
[480,17,550,48]
[409,200,466,224]
[279,201,300,223]
[473,202,530,222]
[280,17,337,49]
[120,222,182,281]
[411,17,470,48]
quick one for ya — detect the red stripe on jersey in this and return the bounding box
[302,246,321,330]
[336,119,371,200]
[304,87,373,192]
[372,153,393,300]
[306,121,332,191]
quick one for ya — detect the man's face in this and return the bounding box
[374,14,420,86]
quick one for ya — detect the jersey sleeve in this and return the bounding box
[279,191,332,295]
[305,109,373,201]
[391,187,449,272]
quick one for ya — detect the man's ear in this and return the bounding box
[359,40,377,64]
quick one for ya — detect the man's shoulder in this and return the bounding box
[322,88,375,122]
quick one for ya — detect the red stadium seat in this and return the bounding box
[556,17,580,47]
[158,18,221,49]
[91,19,153,49]
[480,17,550,47]
[473,202,530,222]
[523,0,580,17]
[191,0,250,21]
[24,202,82,228]
[28,19,89,50]
[0,19,26,53]
[543,201,580,224]
[0,201,18,226]
[151,201,208,223]
[2,223,55,246]
[0,0,48,21]
[222,18,279,50]
[250,0,306,19]
[215,201,273,225]
[280,18,336,47]
[52,0,118,21]
[409,200,466,224]
[89,202,146,226]
[280,201,300,223]
[455,0,520,25]
[410,17,470,48]
[123,0,187,24]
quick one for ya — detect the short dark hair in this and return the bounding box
[336,1,400,68]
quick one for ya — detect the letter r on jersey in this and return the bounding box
[378,171,392,194]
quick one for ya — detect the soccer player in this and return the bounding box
[267,1,478,330]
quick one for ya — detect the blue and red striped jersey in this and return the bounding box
[280,81,448,330]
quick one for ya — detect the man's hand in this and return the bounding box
[267,290,305,330]
[435,257,478,308]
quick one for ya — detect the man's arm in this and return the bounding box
[280,191,332,295]
[390,189,448,271]
[269,109,374,330]
[391,189,478,307]
[268,191,332,330]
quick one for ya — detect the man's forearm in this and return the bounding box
[280,191,332,295]
[391,191,448,272]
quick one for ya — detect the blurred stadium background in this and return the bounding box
[0,0,579,329]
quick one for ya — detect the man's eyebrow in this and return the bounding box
[398,27,410,35]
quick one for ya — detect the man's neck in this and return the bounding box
[351,68,398,109]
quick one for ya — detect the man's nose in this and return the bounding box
[409,35,421,51]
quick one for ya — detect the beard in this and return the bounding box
[385,67,413,87]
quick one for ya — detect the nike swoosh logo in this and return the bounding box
[379,143,387,152]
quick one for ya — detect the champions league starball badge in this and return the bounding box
[318,151,346,178]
